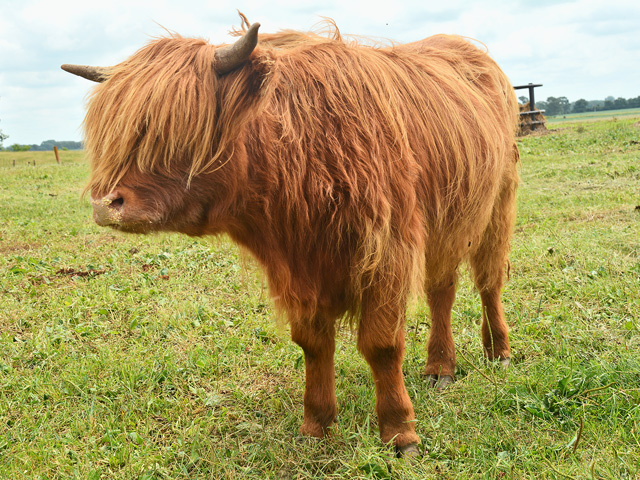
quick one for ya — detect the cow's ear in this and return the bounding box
[214,23,260,75]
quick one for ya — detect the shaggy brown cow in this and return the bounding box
[62,17,519,457]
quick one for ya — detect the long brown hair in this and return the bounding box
[84,21,519,323]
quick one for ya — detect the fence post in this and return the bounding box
[527,84,537,130]
[514,83,544,132]
[54,146,60,164]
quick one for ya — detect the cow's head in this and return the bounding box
[62,23,262,236]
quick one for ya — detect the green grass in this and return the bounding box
[547,108,640,124]
[0,149,85,168]
[1,117,639,479]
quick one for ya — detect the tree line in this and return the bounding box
[522,95,640,117]
[0,139,83,152]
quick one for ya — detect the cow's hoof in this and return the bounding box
[427,374,454,391]
[396,443,421,460]
[499,358,511,368]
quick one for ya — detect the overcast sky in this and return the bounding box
[1,0,639,145]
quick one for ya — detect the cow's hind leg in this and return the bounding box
[291,315,337,439]
[470,164,518,364]
[357,296,420,454]
[424,272,458,389]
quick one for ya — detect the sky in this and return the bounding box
[1,0,639,145]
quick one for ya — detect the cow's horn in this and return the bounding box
[61,64,111,83]
[214,22,260,75]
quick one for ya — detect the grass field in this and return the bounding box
[1,117,639,479]
[0,149,85,168]
[546,108,640,124]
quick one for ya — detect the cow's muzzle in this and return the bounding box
[91,191,125,226]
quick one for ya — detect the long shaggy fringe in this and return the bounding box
[84,34,271,194]
[84,20,519,326]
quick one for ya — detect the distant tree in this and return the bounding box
[628,96,640,108]
[572,99,589,113]
[14,139,84,151]
[545,97,562,116]
[589,100,604,111]
[557,96,570,114]
[39,139,57,150]
[56,140,83,150]
[536,100,548,112]
[518,95,529,105]
[9,144,31,152]
[0,118,7,148]
[604,99,614,110]
[613,97,628,110]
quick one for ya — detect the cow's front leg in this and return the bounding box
[291,316,337,438]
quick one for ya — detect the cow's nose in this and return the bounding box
[91,191,125,226]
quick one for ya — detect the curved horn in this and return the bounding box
[214,22,260,75]
[61,64,111,83]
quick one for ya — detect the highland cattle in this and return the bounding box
[62,17,520,456]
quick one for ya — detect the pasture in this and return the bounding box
[1,117,639,478]
[546,107,640,124]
